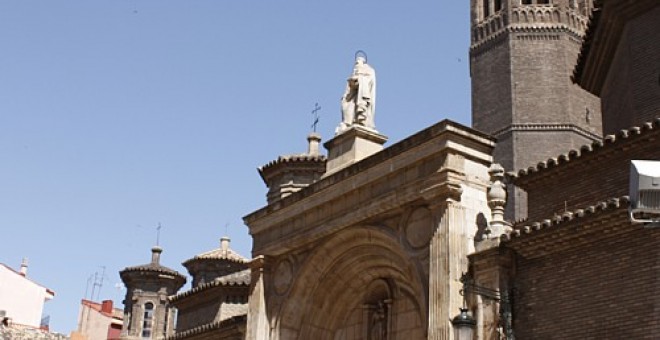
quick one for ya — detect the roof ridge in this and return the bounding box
[120,262,186,279]
[502,196,630,242]
[166,315,247,340]
[508,118,660,180]
[169,269,250,303]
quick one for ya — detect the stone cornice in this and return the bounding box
[245,120,493,224]
[244,120,494,256]
[470,5,588,55]
[492,123,602,141]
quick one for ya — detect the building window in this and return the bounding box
[494,0,502,11]
[483,0,490,18]
[522,0,532,4]
[142,303,154,338]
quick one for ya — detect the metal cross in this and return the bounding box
[156,222,162,246]
[311,103,321,132]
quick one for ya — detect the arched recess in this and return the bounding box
[275,226,427,340]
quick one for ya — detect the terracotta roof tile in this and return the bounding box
[501,196,630,242]
[120,262,185,279]
[169,269,250,303]
[166,314,247,340]
[508,118,660,181]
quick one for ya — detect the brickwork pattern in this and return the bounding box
[600,6,660,135]
[511,212,660,339]
[514,124,660,222]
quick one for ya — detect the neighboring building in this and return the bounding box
[0,258,55,329]
[119,247,186,340]
[169,237,250,340]
[71,299,123,340]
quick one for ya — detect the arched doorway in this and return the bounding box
[276,227,427,340]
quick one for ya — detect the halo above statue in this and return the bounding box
[354,50,368,63]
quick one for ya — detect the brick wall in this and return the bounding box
[515,125,660,222]
[600,6,660,135]
[471,35,513,136]
[510,211,660,339]
[471,5,602,175]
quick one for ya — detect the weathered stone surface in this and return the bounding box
[0,328,68,340]
[244,120,495,339]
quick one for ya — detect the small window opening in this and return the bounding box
[142,303,154,339]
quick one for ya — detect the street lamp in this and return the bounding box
[452,307,476,340]
[452,273,515,340]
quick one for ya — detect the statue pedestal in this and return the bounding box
[323,126,387,176]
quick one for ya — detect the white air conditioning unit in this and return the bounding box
[629,160,660,225]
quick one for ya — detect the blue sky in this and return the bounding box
[0,1,471,333]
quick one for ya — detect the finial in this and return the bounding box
[486,163,511,239]
[220,236,230,255]
[151,246,163,264]
[307,132,322,156]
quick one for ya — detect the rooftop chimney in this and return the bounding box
[220,236,230,255]
[151,246,162,265]
[307,132,321,156]
[19,258,28,276]
[101,300,113,314]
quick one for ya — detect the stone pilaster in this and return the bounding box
[428,201,469,340]
[246,256,270,340]
[470,248,515,340]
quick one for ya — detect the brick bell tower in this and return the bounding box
[469,0,602,220]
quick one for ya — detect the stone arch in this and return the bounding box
[276,227,427,340]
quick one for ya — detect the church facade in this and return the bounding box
[118,0,660,339]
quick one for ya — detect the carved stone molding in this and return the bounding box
[272,259,294,296]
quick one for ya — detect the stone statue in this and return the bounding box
[368,301,387,340]
[338,56,376,133]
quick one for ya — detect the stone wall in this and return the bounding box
[0,327,69,340]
